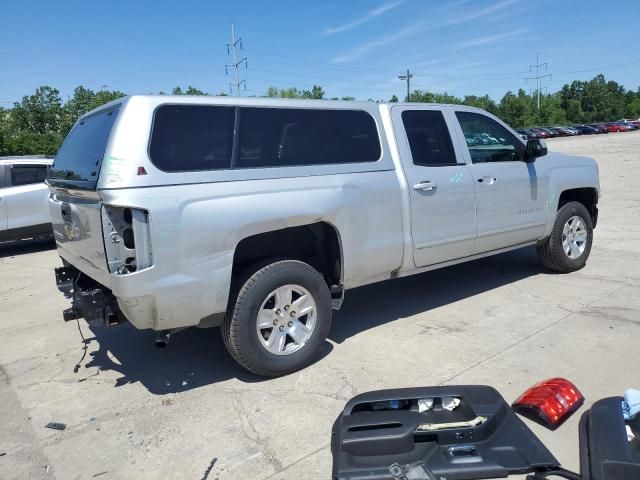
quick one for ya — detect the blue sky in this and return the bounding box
[1,0,639,104]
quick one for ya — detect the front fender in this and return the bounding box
[542,155,600,238]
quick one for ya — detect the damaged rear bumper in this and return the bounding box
[55,266,125,327]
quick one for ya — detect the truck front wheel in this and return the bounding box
[222,260,332,376]
[537,201,593,273]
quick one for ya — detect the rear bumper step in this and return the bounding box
[55,267,125,327]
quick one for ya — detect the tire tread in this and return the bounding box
[222,260,330,376]
[537,201,593,273]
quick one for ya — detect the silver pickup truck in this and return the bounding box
[47,96,600,376]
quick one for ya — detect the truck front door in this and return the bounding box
[452,110,549,254]
[392,106,476,267]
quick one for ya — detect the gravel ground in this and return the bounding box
[1,131,639,479]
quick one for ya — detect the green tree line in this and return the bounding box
[1,74,639,157]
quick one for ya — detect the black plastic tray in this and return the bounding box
[331,385,558,480]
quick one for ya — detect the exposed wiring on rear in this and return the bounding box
[73,318,88,374]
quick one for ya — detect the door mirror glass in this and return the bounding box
[525,139,547,161]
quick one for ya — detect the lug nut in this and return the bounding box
[287,321,293,327]
[279,325,285,332]
[276,309,281,315]
[273,319,278,325]
[284,305,289,311]
[290,311,296,317]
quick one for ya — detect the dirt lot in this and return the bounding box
[1,131,639,480]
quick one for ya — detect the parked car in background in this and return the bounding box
[535,127,557,138]
[0,156,53,242]
[546,127,565,137]
[607,122,627,132]
[520,128,540,139]
[555,126,578,136]
[573,125,598,135]
[589,124,609,134]
[530,128,550,138]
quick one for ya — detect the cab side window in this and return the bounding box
[11,165,49,186]
[237,107,381,168]
[402,110,459,167]
[456,112,523,163]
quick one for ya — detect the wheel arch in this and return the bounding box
[543,165,600,238]
[557,187,599,227]
[229,221,344,309]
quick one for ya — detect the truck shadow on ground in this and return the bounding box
[83,325,289,394]
[82,324,335,395]
[330,246,547,343]
[81,247,546,395]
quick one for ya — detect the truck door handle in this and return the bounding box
[413,181,437,191]
[478,176,497,185]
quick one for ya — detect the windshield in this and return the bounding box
[48,105,120,189]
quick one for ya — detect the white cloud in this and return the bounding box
[322,1,404,36]
[408,57,449,69]
[455,29,527,49]
[436,0,472,12]
[443,0,518,25]
[332,0,520,63]
[333,20,430,63]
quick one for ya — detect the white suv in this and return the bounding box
[0,156,53,242]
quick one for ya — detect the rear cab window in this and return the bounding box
[148,105,381,172]
[401,110,460,167]
[48,106,121,189]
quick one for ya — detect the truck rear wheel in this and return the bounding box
[537,201,593,273]
[222,260,332,376]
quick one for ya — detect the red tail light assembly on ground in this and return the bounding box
[512,378,584,430]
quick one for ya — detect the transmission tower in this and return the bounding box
[225,22,247,96]
[525,54,551,111]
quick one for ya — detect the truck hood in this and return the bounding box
[545,151,599,170]
[544,151,601,198]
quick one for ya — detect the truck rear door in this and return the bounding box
[47,105,121,287]
[391,106,476,267]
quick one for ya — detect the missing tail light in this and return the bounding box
[512,377,584,430]
[101,206,153,274]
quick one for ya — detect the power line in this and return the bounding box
[245,48,531,78]
[553,59,640,76]
[225,22,247,96]
[525,53,551,111]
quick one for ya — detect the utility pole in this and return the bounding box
[398,69,413,102]
[225,22,247,96]
[525,54,551,111]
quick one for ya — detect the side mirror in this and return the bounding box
[525,139,547,162]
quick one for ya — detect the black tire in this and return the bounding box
[537,201,593,273]
[221,260,332,377]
